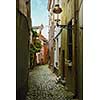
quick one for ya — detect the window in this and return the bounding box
[67,20,72,62]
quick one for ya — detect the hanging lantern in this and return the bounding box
[53,4,62,14]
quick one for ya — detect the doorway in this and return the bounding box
[62,50,65,80]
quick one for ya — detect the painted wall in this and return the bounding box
[16,9,29,100]
[60,0,80,96]
[47,0,83,99]
[16,0,31,100]
[54,34,61,67]
[36,34,48,65]
[17,0,27,17]
[48,21,55,67]
[76,0,83,99]
[43,43,49,64]
[62,0,83,99]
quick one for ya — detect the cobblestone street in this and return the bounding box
[26,64,74,100]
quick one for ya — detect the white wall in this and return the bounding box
[54,28,61,68]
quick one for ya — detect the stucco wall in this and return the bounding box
[16,9,29,100]
[61,0,74,90]
[76,0,83,99]
[60,0,83,98]
[17,0,27,17]
[48,22,55,67]
[48,0,83,99]
[54,33,61,68]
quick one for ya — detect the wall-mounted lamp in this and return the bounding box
[54,19,73,30]
[53,4,83,30]
[53,4,62,14]
[53,4,70,29]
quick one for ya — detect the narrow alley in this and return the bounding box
[26,64,74,100]
[16,0,83,100]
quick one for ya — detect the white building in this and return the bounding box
[54,26,61,69]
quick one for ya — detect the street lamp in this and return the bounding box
[53,4,73,30]
[53,4,83,30]
[53,4,62,14]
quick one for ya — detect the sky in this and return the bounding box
[31,0,49,39]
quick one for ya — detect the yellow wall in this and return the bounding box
[48,0,83,99]
[60,0,75,93]
[60,0,83,96]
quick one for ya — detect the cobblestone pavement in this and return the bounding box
[26,64,74,100]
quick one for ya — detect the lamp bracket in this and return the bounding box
[56,22,73,30]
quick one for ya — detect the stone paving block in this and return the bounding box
[25,65,74,100]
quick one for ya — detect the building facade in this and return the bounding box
[53,26,61,73]
[47,0,83,99]
[48,0,55,71]
[36,33,48,65]
[75,0,83,99]
[16,0,32,100]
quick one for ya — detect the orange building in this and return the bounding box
[36,34,48,65]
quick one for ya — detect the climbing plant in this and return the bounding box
[31,29,39,37]
[30,29,42,68]
[30,29,42,54]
